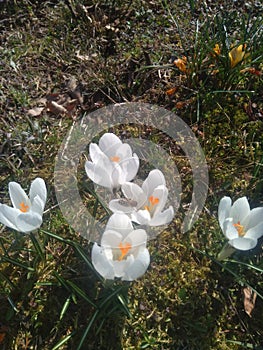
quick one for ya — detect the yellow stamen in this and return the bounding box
[233,221,246,237]
[110,156,120,162]
[19,202,29,213]
[118,242,131,261]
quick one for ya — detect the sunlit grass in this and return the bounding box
[0,0,262,349]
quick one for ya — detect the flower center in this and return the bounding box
[118,242,131,261]
[144,195,159,212]
[110,156,120,162]
[233,221,246,237]
[19,202,29,213]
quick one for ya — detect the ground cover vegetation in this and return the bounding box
[0,0,262,349]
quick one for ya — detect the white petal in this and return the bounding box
[29,178,47,205]
[101,230,122,248]
[243,207,263,231]
[121,248,150,281]
[125,229,147,248]
[116,143,133,160]
[229,196,250,224]
[120,154,140,182]
[229,237,257,251]
[85,160,113,188]
[89,143,105,163]
[111,163,126,188]
[99,133,122,156]
[246,222,263,240]
[218,196,232,230]
[105,213,133,237]
[223,218,239,240]
[16,212,43,233]
[91,243,115,280]
[0,204,20,230]
[150,185,168,215]
[31,195,45,216]
[108,199,136,214]
[8,182,30,210]
[121,182,147,208]
[142,169,165,197]
[149,206,174,226]
[112,258,132,278]
[131,209,151,225]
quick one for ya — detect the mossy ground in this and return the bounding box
[0,1,262,349]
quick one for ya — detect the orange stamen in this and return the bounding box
[233,221,246,237]
[118,242,131,261]
[149,196,159,206]
[19,202,29,213]
[144,196,160,212]
[110,156,120,162]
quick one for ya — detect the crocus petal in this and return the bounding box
[112,257,133,278]
[229,197,250,225]
[91,243,115,280]
[31,195,45,216]
[8,182,30,210]
[142,169,166,197]
[243,207,263,231]
[29,177,47,205]
[108,199,135,214]
[105,213,133,236]
[131,209,151,225]
[89,143,106,163]
[120,154,139,182]
[218,196,232,230]
[115,143,133,160]
[121,248,150,281]
[0,204,19,230]
[98,133,122,156]
[229,237,257,251]
[121,182,147,208]
[16,212,43,233]
[150,185,169,215]
[125,229,147,248]
[85,160,113,188]
[149,206,174,226]
[101,230,122,248]
[223,218,239,240]
[229,44,246,68]
[111,163,126,188]
[246,222,263,240]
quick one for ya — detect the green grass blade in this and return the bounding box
[52,332,75,350]
[60,295,72,320]
[66,280,97,308]
[0,256,34,271]
[76,309,100,350]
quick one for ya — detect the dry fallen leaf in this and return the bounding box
[47,100,68,115]
[27,107,44,117]
[166,87,179,96]
[243,287,257,317]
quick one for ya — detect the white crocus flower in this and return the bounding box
[218,196,263,251]
[109,169,174,226]
[91,213,150,281]
[0,178,47,233]
[85,133,139,190]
